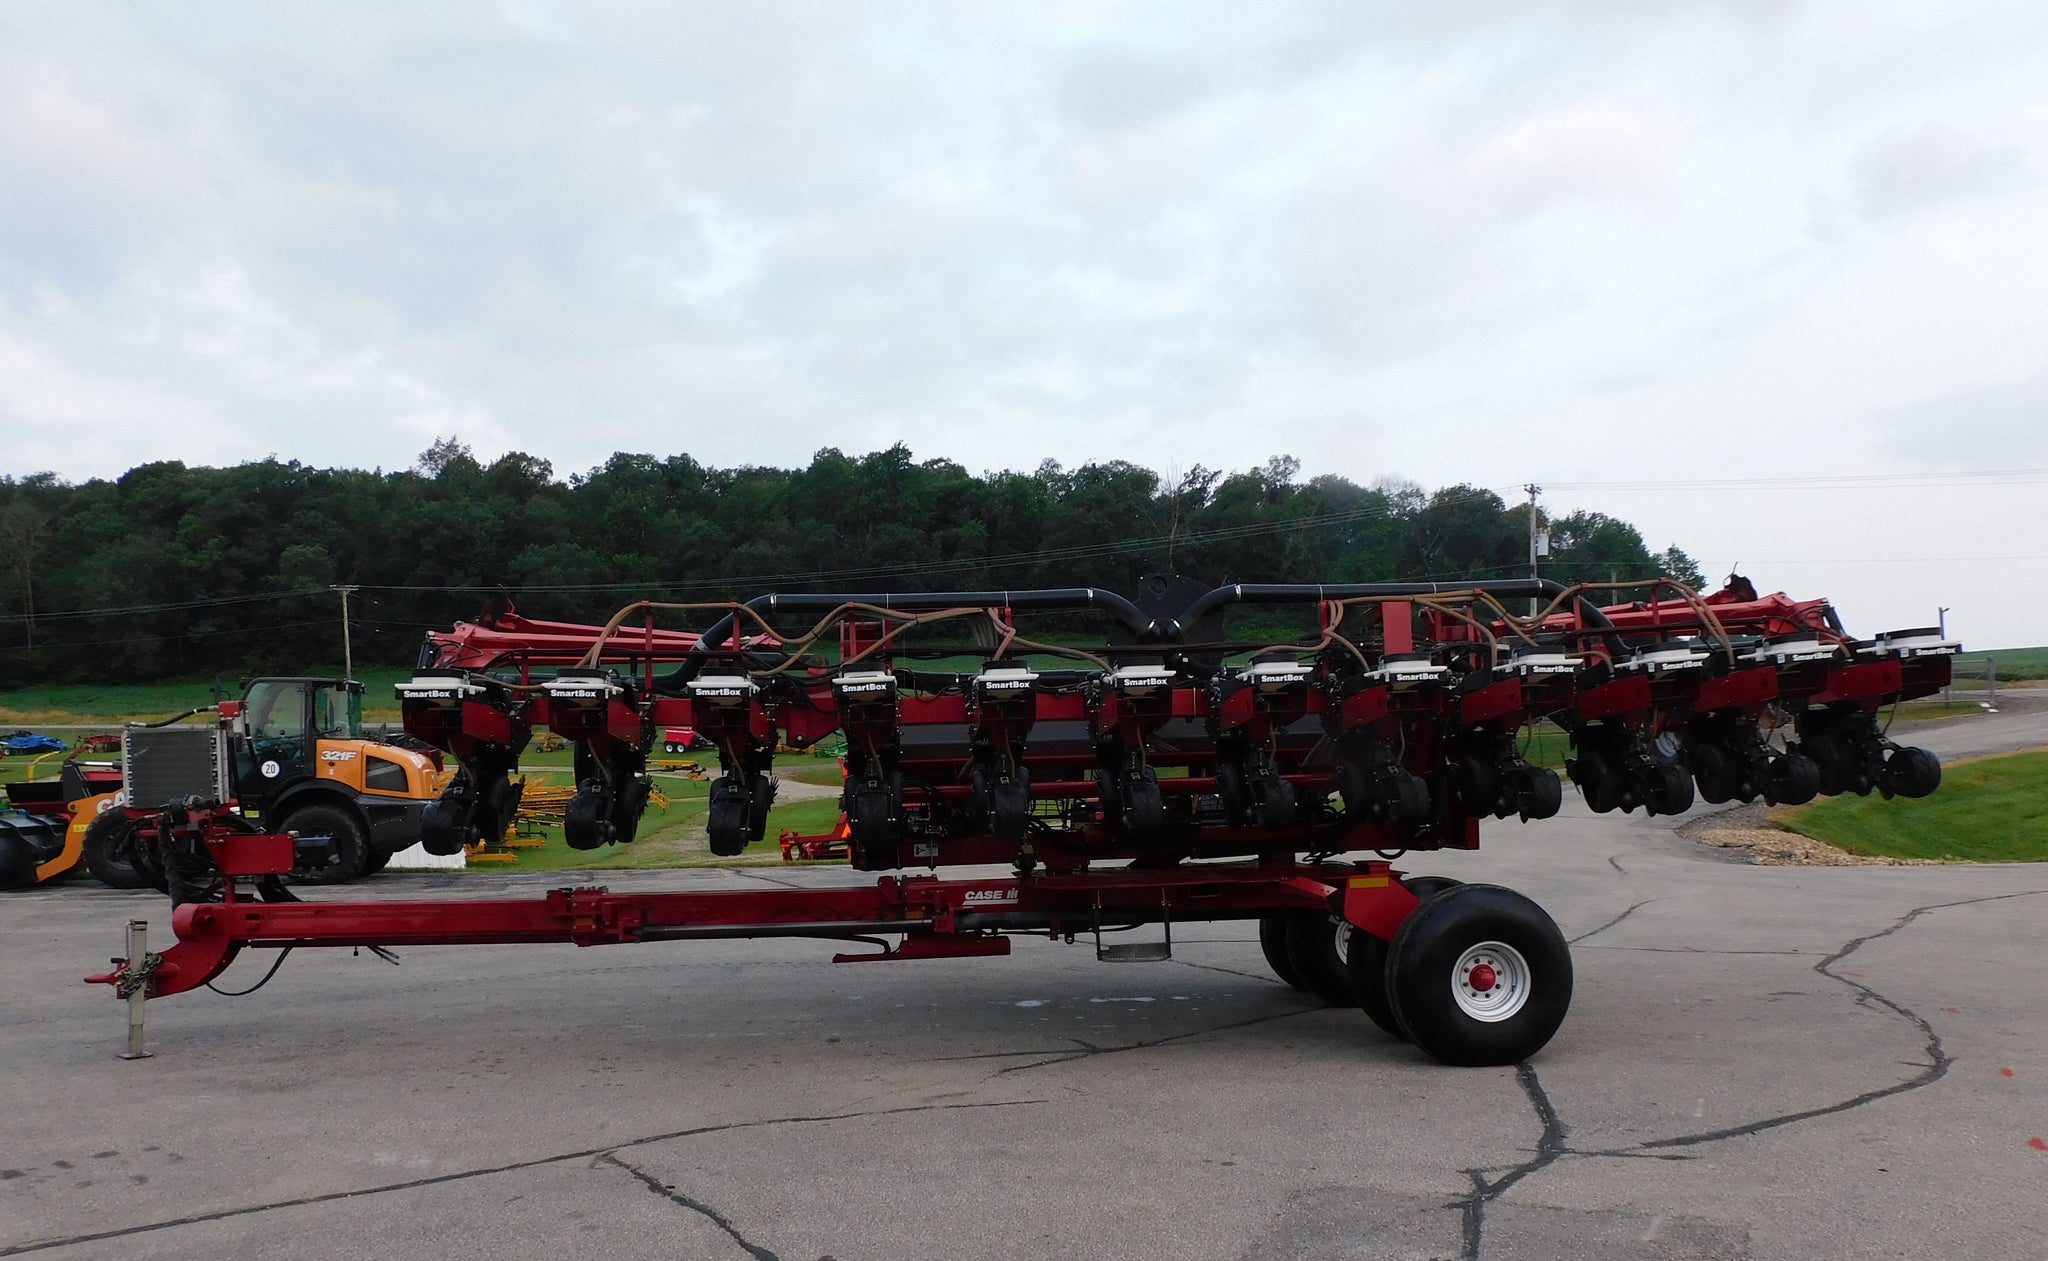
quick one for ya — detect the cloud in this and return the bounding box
[1849,122,2029,221]
[0,3,2046,647]
[1874,372,2048,463]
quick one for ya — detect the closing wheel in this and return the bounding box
[563,785,612,851]
[1284,913,1357,1007]
[418,791,472,856]
[1514,766,1563,820]
[1765,751,1821,806]
[1802,731,1856,797]
[706,776,753,856]
[1347,876,1464,1038]
[1881,746,1942,799]
[1644,762,1695,816]
[1688,742,1740,805]
[279,803,370,885]
[1454,756,1499,816]
[1257,914,1306,991]
[1571,746,1625,813]
[1383,767,1432,827]
[82,810,151,889]
[1386,883,1572,1066]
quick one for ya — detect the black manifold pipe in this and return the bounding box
[692,579,1620,654]
[1165,579,1623,653]
[694,587,1157,649]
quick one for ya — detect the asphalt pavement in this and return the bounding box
[3,708,2045,1261]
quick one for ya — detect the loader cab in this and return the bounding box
[234,678,363,806]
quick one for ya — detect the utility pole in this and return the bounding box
[332,585,359,681]
[1525,484,1542,617]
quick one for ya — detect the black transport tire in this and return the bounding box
[83,810,151,889]
[279,804,370,884]
[1258,914,1306,991]
[1401,875,1465,900]
[0,833,37,890]
[360,846,394,875]
[1347,876,1466,1039]
[1386,884,1572,1067]
[1285,913,1357,1007]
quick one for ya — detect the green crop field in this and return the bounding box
[0,667,414,726]
[1777,750,2048,862]
[1952,646,2048,682]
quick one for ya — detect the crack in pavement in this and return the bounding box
[723,867,808,891]
[1577,945,1820,956]
[1445,887,2048,1258]
[0,1099,1044,1258]
[994,1007,1322,1075]
[598,1151,778,1260]
[1621,887,2048,1151]
[1567,898,1656,945]
[1452,1063,1567,1261]
[1172,957,1282,984]
[925,1007,1319,1077]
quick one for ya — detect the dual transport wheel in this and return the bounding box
[1257,877,1572,1066]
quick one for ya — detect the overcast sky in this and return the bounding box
[2,3,2044,648]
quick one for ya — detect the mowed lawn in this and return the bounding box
[1777,749,2048,862]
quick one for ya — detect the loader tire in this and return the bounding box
[279,804,370,884]
[83,811,152,889]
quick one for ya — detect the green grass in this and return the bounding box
[1518,723,1571,770]
[1887,701,1996,722]
[1777,750,2048,862]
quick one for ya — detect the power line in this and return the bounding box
[1543,470,2048,491]
[0,586,331,626]
[353,486,1520,596]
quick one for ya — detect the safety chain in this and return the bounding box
[111,951,163,1001]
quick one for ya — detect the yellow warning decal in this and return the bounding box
[1347,876,1390,890]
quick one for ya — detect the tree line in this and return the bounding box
[0,441,1702,686]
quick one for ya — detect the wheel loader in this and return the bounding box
[0,677,441,889]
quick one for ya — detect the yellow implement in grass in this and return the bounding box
[462,779,674,865]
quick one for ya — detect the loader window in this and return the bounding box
[237,679,315,797]
[244,681,303,739]
[316,686,362,739]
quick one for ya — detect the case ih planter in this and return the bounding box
[90,575,1953,1067]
